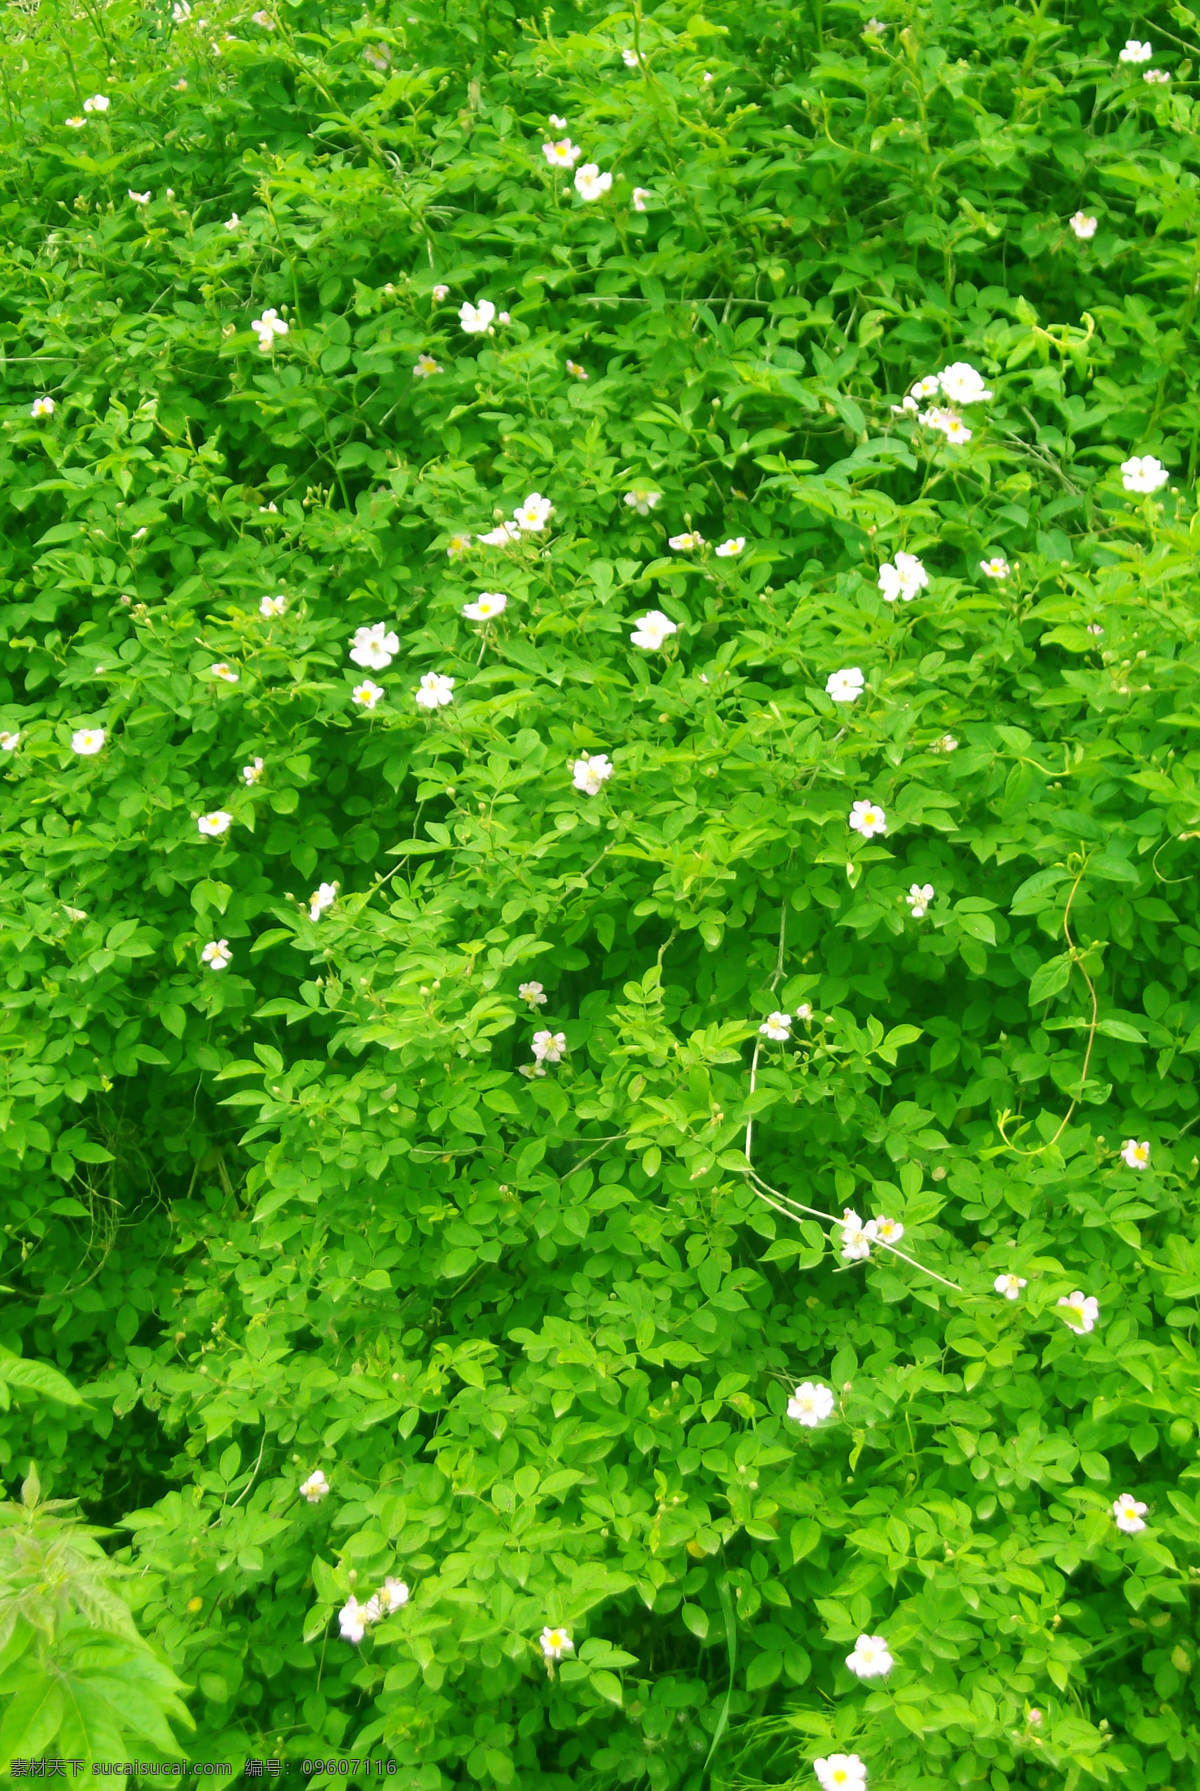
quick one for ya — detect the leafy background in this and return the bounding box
[0,0,1198,1786]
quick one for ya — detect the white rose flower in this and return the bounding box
[542,138,582,168]
[339,1597,367,1644]
[251,308,288,352]
[0,731,19,751]
[129,190,151,205]
[201,939,232,971]
[878,550,928,602]
[447,533,471,557]
[624,489,661,514]
[72,727,106,756]
[463,591,507,621]
[1144,68,1170,84]
[540,1626,573,1661]
[759,1011,791,1041]
[548,115,567,129]
[225,214,239,230]
[459,298,495,335]
[632,187,650,212]
[623,48,640,67]
[519,981,547,1006]
[415,673,455,710]
[572,753,613,796]
[668,531,704,550]
[630,610,678,650]
[1112,1493,1148,1534]
[910,374,940,400]
[83,94,110,112]
[849,800,886,839]
[353,679,385,711]
[514,492,553,531]
[209,662,239,684]
[1058,1290,1099,1334]
[795,1002,813,1020]
[930,733,958,753]
[349,623,400,670]
[173,0,192,17]
[478,522,522,546]
[715,537,745,557]
[251,8,275,24]
[845,1634,893,1678]
[1120,455,1168,494]
[30,396,55,417]
[787,1382,835,1427]
[197,810,232,837]
[431,283,450,300]
[994,1273,1027,1300]
[259,594,287,617]
[1120,39,1152,62]
[532,1029,567,1063]
[826,667,864,703]
[377,1577,410,1613]
[980,556,1009,578]
[937,361,992,404]
[1070,211,1097,239]
[906,882,934,918]
[874,1216,904,1245]
[1121,1138,1150,1170]
[413,353,442,378]
[242,757,264,785]
[299,1469,330,1501]
[814,1755,867,1791]
[574,163,613,201]
[308,882,337,921]
[65,117,86,129]
[839,1210,877,1262]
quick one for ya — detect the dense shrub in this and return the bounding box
[0,0,1199,1785]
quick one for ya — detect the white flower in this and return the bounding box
[299,1469,330,1502]
[864,16,886,33]
[514,492,553,531]
[795,1002,813,1021]
[349,623,400,670]
[574,163,613,202]
[814,1756,868,1791]
[532,1029,567,1063]
[1120,40,1152,63]
[415,672,455,710]
[572,753,613,796]
[1145,68,1170,83]
[994,1273,1027,1301]
[878,551,928,602]
[668,531,704,551]
[622,48,640,67]
[1058,1291,1099,1335]
[65,116,86,128]
[630,610,678,650]
[938,361,992,404]
[624,488,660,514]
[174,78,188,90]
[72,727,106,756]
[339,1597,367,1644]
[846,1634,893,1678]
[519,981,548,1006]
[0,732,19,751]
[463,591,507,622]
[224,213,239,229]
[1112,1493,1148,1535]
[1070,211,1097,240]
[548,115,567,129]
[447,533,472,556]
[980,556,1009,578]
[132,528,147,540]
[460,298,496,334]
[715,537,745,557]
[209,662,239,684]
[519,1062,547,1079]
[309,882,337,921]
[826,667,864,703]
[30,397,55,418]
[566,359,588,381]
[251,8,274,24]
[840,1211,877,1262]
[1121,1138,1150,1170]
[874,1216,904,1245]
[540,1626,573,1661]
[927,408,972,446]
[173,0,192,17]
[849,800,886,839]
[197,810,232,837]
[202,939,232,971]
[129,189,151,205]
[431,283,450,300]
[906,882,934,918]
[413,353,442,378]
[930,733,958,753]
[787,1382,834,1427]
[910,374,940,400]
[1121,455,1168,494]
[632,187,650,212]
[251,308,288,352]
[760,1011,791,1041]
[1087,623,1104,637]
[83,94,109,112]
[543,138,582,168]
[242,757,264,785]
[260,594,286,617]
[353,679,385,711]
[377,1577,410,1612]
[1028,1709,1043,1726]
[479,522,522,546]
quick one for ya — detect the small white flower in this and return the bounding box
[447,533,472,557]
[1121,1138,1150,1170]
[814,1756,868,1791]
[932,733,958,753]
[540,1626,573,1661]
[624,488,660,514]
[339,1597,367,1644]
[787,1382,835,1427]
[83,94,110,112]
[173,0,192,17]
[0,732,19,752]
[30,397,55,418]
[1121,455,1168,494]
[878,551,928,602]
[201,939,232,971]
[299,1469,330,1502]
[849,800,886,839]
[251,308,288,352]
[924,407,971,445]
[478,522,522,546]
[309,882,337,921]
[132,527,147,540]
[1028,1710,1043,1726]
[497,311,510,325]
[632,187,650,212]
[260,502,278,514]
[174,78,188,90]
[864,16,886,33]
[565,359,588,381]
[349,623,400,670]
[938,361,992,404]
[518,1062,546,1079]
[1058,1291,1099,1335]
[906,882,934,918]
[846,1634,893,1678]
[353,679,385,711]
[980,556,1009,578]
[377,1577,410,1613]
[242,757,264,785]
[197,810,232,837]
[668,531,704,551]
[1112,1493,1148,1535]
[463,591,507,622]
[514,492,553,532]
[826,667,864,704]
[129,190,151,205]
[1087,623,1104,637]
[1120,40,1152,63]
[574,163,613,202]
[840,1210,877,1262]
[431,283,450,300]
[413,353,442,378]
[760,1011,791,1041]
[1070,211,1097,240]
[519,981,548,1006]
[795,1002,813,1021]
[910,374,940,400]
[72,727,106,756]
[622,48,640,67]
[65,116,86,128]
[874,1216,904,1245]
[460,298,496,334]
[630,609,678,650]
[415,672,455,710]
[209,662,239,684]
[532,1029,567,1063]
[548,115,567,129]
[715,537,745,557]
[543,138,582,168]
[1144,68,1170,84]
[259,594,286,617]
[251,8,275,24]
[994,1273,1027,1301]
[224,213,240,230]
[572,753,613,796]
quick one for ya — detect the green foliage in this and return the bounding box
[0,0,1199,1787]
